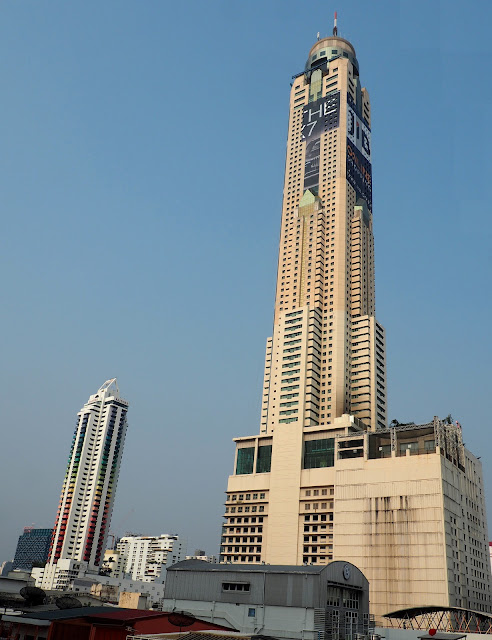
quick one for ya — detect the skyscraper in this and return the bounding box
[257,28,387,435]
[221,24,491,620]
[12,527,53,571]
[38,379,128,590]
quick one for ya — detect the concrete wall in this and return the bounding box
[119,590,148,609]
[164,568,322,608]
[161,598,318,640]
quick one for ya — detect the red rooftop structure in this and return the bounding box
[0,607,235,640]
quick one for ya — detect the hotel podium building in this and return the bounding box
[221,30,492,620]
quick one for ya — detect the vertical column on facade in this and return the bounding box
[260,337,273,433]
[350,317,372,426]
[305,309,323,426]
[349,317,387,430]
[350,201,374,319]
[373,322,387,428]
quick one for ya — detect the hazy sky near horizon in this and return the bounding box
[1,0,492,562]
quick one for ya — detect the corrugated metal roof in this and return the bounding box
[168,560,325,574]
[11,607,169,622]
[15,606,120,620]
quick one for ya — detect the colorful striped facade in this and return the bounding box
[47,379,128,570]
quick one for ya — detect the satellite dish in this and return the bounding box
[55,595,83,609]
[168,611,196,629]
[19,586,46,606]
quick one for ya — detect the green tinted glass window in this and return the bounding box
[424,439,436,451]
[236,447,255,475]
[304,438,334,469]
[256,445,272,473]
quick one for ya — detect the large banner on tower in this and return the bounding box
[302,92,340,192]
[346,94,372,208]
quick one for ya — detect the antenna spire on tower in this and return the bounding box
[333,11,338,36]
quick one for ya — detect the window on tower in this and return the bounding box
[256,445,272,473]
[303,439,335,469]
[236,448,255,475]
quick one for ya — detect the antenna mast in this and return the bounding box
[333,11,338,36]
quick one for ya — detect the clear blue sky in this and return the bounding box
[1,0,492,562]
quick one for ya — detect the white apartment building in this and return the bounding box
[39,379,129,590]
[31,558,88,591]
[31,563,166,608]
[111,534,185,581]
[101,548,125,576]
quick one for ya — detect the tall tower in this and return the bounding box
[220,25,492,621]
[222,28,386,562]
[259,29,386,435]
[46,379,128,576]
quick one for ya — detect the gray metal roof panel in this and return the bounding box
[168,560,325,574]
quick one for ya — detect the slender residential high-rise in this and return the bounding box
[38,379,128,590]
[221,21,491,621]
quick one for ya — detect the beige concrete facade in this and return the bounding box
[223,420,492,621]
[221,34,491,623]
[259,35,385,436]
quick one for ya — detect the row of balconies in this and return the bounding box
[220,554,262,563]
[351,400,371,409]
[303,543,333,554]
[351,328,370,337]
[223,525,264,537]
[225,545,261,553]
[351,297,373,307]
[221,536,263,546]
[352,349,371,359]
[351,350,370,360]
[350,242,372,254]
[350,334,371,348]
[352,337,370,346]
[351,337,370,346]
[350,286,372,297]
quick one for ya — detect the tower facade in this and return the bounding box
[222,33,386,563]
[220,30,491,621]
[258,33,386,435]
[41,379,128,587]
[12,527,53,571]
